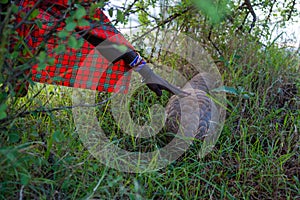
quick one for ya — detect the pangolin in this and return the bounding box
[165,72,218,140]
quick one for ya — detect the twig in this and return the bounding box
[14,0,43,30]
[244,0,257,33]
[150,26,160,59]
[237,11,249,32]
[14,84,47,118]
[208,26,223,56]
[113,0,139,25]
[138,6,159,22]
[266,0,276,22]
[287,0,296,21]
[0,4,13,74]
[131,6,196,43]
[4,90,119,121]
[0,2,12,36]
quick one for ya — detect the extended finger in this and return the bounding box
[160,81,190,97]
[146,83,163,96]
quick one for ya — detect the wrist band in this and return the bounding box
[129,53,146,71]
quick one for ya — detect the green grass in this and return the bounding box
[0,41,299,199]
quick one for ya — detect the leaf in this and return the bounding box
[0,0,8,4]
[68,35,78,49]
[20,173,31,186]
[77,38,84,49]
[48,57,55,66]
[138,12,150,25]
[90,2,106,17]
[11,3,18,13]
[8,133,20,143]
[213,86,254,99]
[52,131,60,142]
[52,130,65,142]
[212,86,239,95]
[37,51,46,63]
[108,8,114,18]
[58,30,69,38]
[37,63,47,71]
[29,9,39,20]
[78,19,90,27]
[74,6,86,20]
[65,16,73,24]
[5,151,16,163]
[193,0,228,24]
[65,21,77,31]
[0,103,7,120]
[10,51,19,59]
[35,19,42,29]
[237,86,255,99]
[54,44,66,54]
[117,9,124,22]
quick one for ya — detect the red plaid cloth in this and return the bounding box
[14,0,133,93]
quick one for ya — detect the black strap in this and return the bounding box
[75,28,137,65]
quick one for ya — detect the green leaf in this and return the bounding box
[65,21,77,31]
[8,133,19,143]
[52,130,64,142]
[0,0,8,4]
[138,12,150,25]
[30,131,39,138]
[74,6,86,20]
[37,51,46,63]
[29,9,39,20]
[108,8,114,18]
[10,51,19,59]
[212,86,239,95]
[116,9,124,22]
[77,38,84,49]
[90,2,106,17]
[20,173,31,186]
[68,35,78,49]
[65,16,73,24]
[0,103,7,120]
[37,63,47,71]
[48,57,55,66]
[11,4,18,13]
[5,151,16,163]
[193,0,228,24]
[52,131,60,142]
[58,30,69,38]
[212,86,254,99]
[35,19,42,29]
[78,19,90,27]
[54,44,66,54]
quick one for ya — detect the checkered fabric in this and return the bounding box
[14,0,133,93]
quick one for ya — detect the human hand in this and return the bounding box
[137,64,189,97]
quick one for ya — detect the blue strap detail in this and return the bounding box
[129,55,140,67]
[129,53,146,71]
[133,60,146,71]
